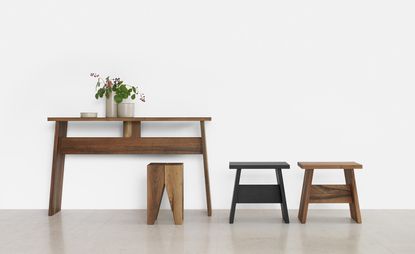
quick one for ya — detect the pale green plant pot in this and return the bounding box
[117,103,135,117]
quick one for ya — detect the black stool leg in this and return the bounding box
[276,168,289,223]
[229,169,241,224]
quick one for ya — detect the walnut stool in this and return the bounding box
[147,163,183,225]
[297,162,362,224]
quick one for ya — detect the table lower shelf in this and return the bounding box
[59,137,203,154]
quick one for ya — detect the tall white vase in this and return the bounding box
[105,92,118,117]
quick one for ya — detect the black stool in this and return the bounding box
[229,162,290,224]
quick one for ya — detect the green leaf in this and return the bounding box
[131,94,136,100]
[95,93,99,99]
[114,94,123,104]
[132,87,136,93]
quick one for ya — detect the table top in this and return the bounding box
[297,162,363,170]
[48,117,211,122]
[229,162,290,169]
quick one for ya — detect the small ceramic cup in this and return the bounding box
[117,103,135,117]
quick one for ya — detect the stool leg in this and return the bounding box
[229,169,241,224]
[276,168,289,223]
[344,169,362,223]
[298,169,314,224]
[165,165,184,225]
[147,165,165,225]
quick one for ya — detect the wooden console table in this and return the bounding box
[47,117,212,216]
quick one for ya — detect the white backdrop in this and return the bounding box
[1,0,414,210]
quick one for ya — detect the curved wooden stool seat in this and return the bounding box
[297,162,363,224]
[147,163,184,225]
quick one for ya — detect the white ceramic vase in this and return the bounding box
[105,92,118,117]
[118,103,135,117]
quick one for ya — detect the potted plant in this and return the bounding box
[91,73,145,117]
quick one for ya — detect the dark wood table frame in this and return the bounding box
[48,117,212,216]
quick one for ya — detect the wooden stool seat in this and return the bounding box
[297,161,362,224]
[229,162,290,224]
[298,162,363,170]
[147,163,184,225]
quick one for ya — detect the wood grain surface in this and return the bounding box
[298,162,363,170]
[147,163,183,225]
[48,117,211,122]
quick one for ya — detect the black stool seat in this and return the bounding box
[230,162,290,169]
[229,161,290,224]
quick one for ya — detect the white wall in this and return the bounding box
[1,0,414,210]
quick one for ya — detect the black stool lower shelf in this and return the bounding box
[229,162,290,224]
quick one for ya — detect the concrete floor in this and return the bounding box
[0,210,413,254]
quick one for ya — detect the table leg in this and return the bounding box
[276,168,289,223]
[298,169,314,223]
[344,169,362,223]
[229,169,241,224]
[200,121,212,216]
[123,121,141,138]
[48,121,68,216]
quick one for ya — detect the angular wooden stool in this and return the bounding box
[147,163,183,225]
[297,162,363,224]
[229,162,290,224]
